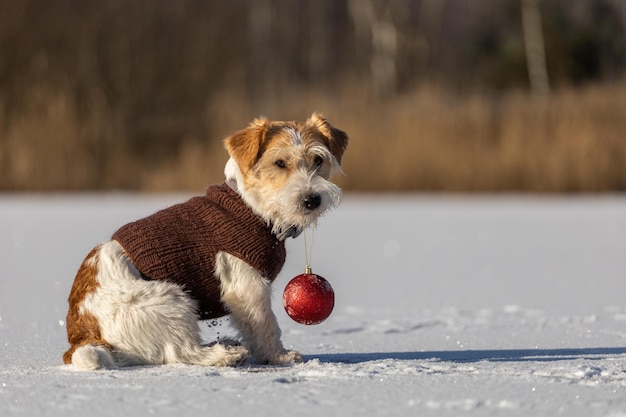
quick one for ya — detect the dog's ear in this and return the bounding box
[224,117,270,174]
[306,112,349,165]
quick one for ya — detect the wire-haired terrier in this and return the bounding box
[63,113,348,370]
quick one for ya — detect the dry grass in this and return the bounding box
[338,82,626,192]
[2,81,626,192]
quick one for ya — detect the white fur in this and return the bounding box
[71,345,115,371]
[224,157,244,186]
[288,127,303,145]
[215,251,302,364]
[73,241,247,370]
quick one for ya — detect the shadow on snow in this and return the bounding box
[309,347,626,364]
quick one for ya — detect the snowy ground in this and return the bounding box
[1,193,625,417]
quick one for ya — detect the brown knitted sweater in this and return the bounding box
[112,183,286,320]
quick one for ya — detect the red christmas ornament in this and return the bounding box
[283,267,335,325]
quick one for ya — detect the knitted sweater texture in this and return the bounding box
[112,183,286,320]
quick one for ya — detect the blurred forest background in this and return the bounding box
[1,0,625,192]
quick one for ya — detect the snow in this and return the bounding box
[1,193,625,417]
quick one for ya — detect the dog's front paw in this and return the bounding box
[269,349,303,365]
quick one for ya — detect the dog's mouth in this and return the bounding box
[276,225,303,241]
[274,205,324,241]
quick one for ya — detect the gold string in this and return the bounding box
[303,224,316,274]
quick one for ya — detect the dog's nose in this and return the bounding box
[303,193,321,211]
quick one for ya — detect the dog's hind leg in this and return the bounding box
[93,242,249,367]
[66,241,248,369]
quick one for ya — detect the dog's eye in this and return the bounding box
[313,156,323,168]
[274,160,287,169]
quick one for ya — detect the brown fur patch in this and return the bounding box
[224,117,270,175]
[63,245,112,364]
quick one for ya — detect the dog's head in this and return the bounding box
[224,112,348,238]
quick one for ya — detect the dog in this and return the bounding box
[63,113,348,370]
